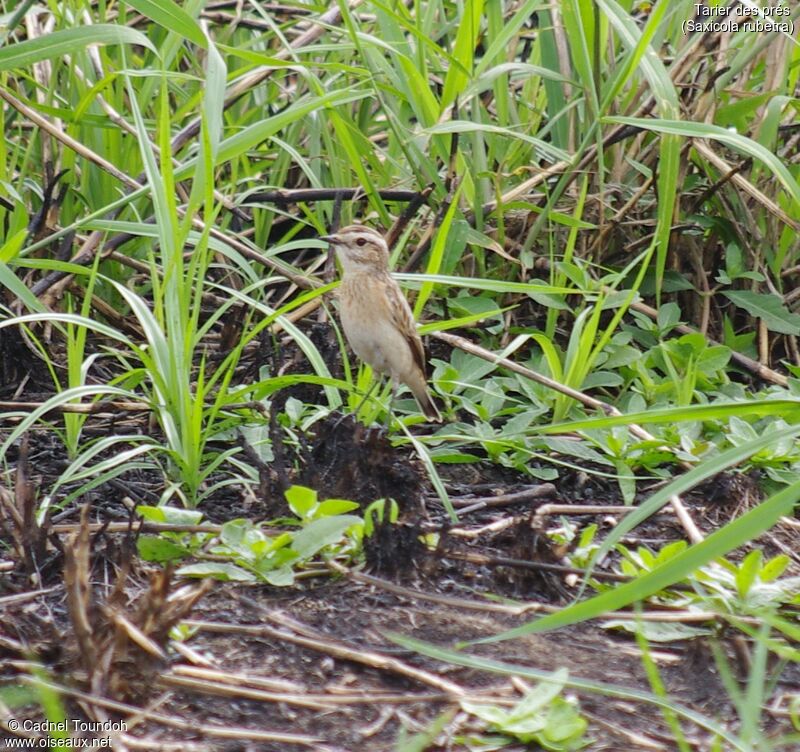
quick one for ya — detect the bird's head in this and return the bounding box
[320,225,389,274]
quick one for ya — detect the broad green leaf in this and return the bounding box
[316,499,361,516]
[722,290,800,335]
[603,620,711,642]
[136,506,204,525]
[735,550,763,599]
[177,562,256,581]
[137,536,189,562]
[291,515,362,559]
[262,567,295,587]
[285,485,318,517]
[220,519,252,548]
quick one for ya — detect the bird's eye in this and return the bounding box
[356,238,367,246]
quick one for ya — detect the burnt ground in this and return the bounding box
[2,335,800,750]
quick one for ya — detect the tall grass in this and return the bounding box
[1,1,799,743]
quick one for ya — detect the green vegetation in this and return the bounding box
[1,0,799,748]
[459,668,588,750]
[136,485,395,583]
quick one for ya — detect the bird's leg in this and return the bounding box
[351,376,381,423]
[331,375,381,431]
[384,379,399,429]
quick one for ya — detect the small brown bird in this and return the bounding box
[320,225,442,422]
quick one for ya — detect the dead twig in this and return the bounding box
[692,138,800,233]
[186,610,467,698]
[0,399,152,415]
[245,187,425,205]
[10,675,318,745]
[0,435,49,582]
[450,484,557,514]
[443,550,633,584]
[329,563,740,624]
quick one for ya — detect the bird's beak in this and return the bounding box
[320,234,340,243]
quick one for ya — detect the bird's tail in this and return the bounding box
[413,385,442,422]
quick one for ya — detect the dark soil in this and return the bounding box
[2,347,799,751]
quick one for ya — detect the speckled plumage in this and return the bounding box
[321,225,441,421]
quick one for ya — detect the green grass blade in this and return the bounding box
[125,0,207,48]
[0,25,155,70]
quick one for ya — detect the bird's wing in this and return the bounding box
[383,275,428,377]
